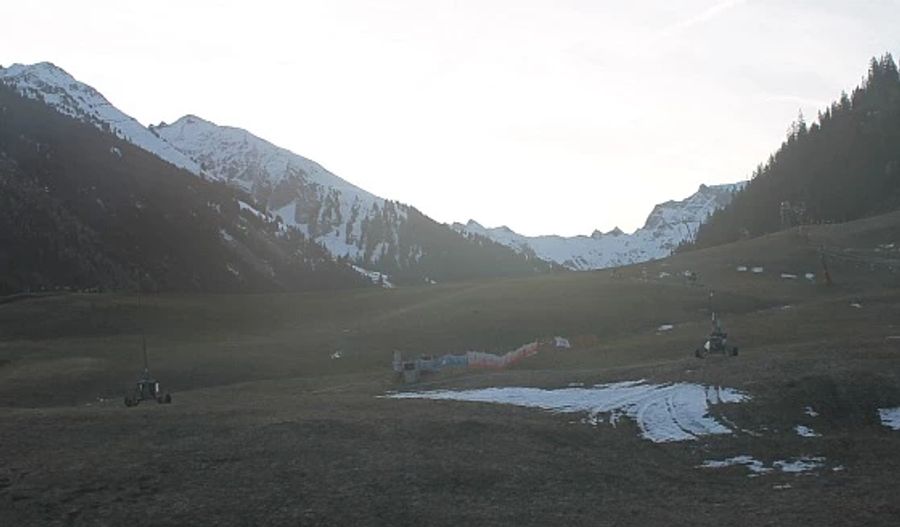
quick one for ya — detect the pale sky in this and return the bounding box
[2,1,899,235]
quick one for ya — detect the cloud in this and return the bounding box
[654,0,748,42]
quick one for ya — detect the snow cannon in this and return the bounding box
[124,335,173,406]
[694,312,738,358]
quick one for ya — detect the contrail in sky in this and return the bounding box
[655,0,748,42]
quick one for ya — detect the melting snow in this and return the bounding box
[774,457,825,473]
[878,407,900,430]
[701,456,826,475]
[657,324,674,332]
[804,406,820,417]
[387,381,749,443]
[351,265,394,288]
[794,425,821,438]
[553,337,571,349]
[239,200,268,221]
[700,456,771,474]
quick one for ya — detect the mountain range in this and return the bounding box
[0,61,737,291]
[453,183,744,270]
[0,78,374,294]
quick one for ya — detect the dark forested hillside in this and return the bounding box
[0,84,367,294]
[690,54,900,249]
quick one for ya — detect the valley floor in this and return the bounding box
[2,214,900,526]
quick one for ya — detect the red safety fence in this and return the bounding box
[466,341,539,369]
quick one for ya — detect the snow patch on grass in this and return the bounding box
[553,337,571,348]
[794,425,821,438]
[387,381,749,443]
[774,457,826,473]
[879,407,900,430]
[700,456,771,474]
[701,456,826,475]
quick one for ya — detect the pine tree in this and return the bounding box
[688,54,900,250]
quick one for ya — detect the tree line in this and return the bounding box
[688,54,900,250]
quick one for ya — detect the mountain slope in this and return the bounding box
[0,62,550,285]
[0,62,203,175]
[152,115,552,283]
[454,183,744,270]
[0,153,133,293]
[692,54,900,249]
[152,115,387,258]
[0,82,366,294]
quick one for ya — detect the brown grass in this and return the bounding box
[2,213,900,525]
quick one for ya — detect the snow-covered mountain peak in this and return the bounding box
[1,62,109,117]
[0,60,556,284]
[642,182,745,231]
[1,61,77,86]
[0,62,203,175]
[454,182,746,270]
[154,114,411,263]
[154,115,379,202]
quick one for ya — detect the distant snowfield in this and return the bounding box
[452,182,746,270]
[387,381,749,443]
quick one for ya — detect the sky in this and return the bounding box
[2,1,899,236]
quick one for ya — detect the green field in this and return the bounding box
[3,212,900,526]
